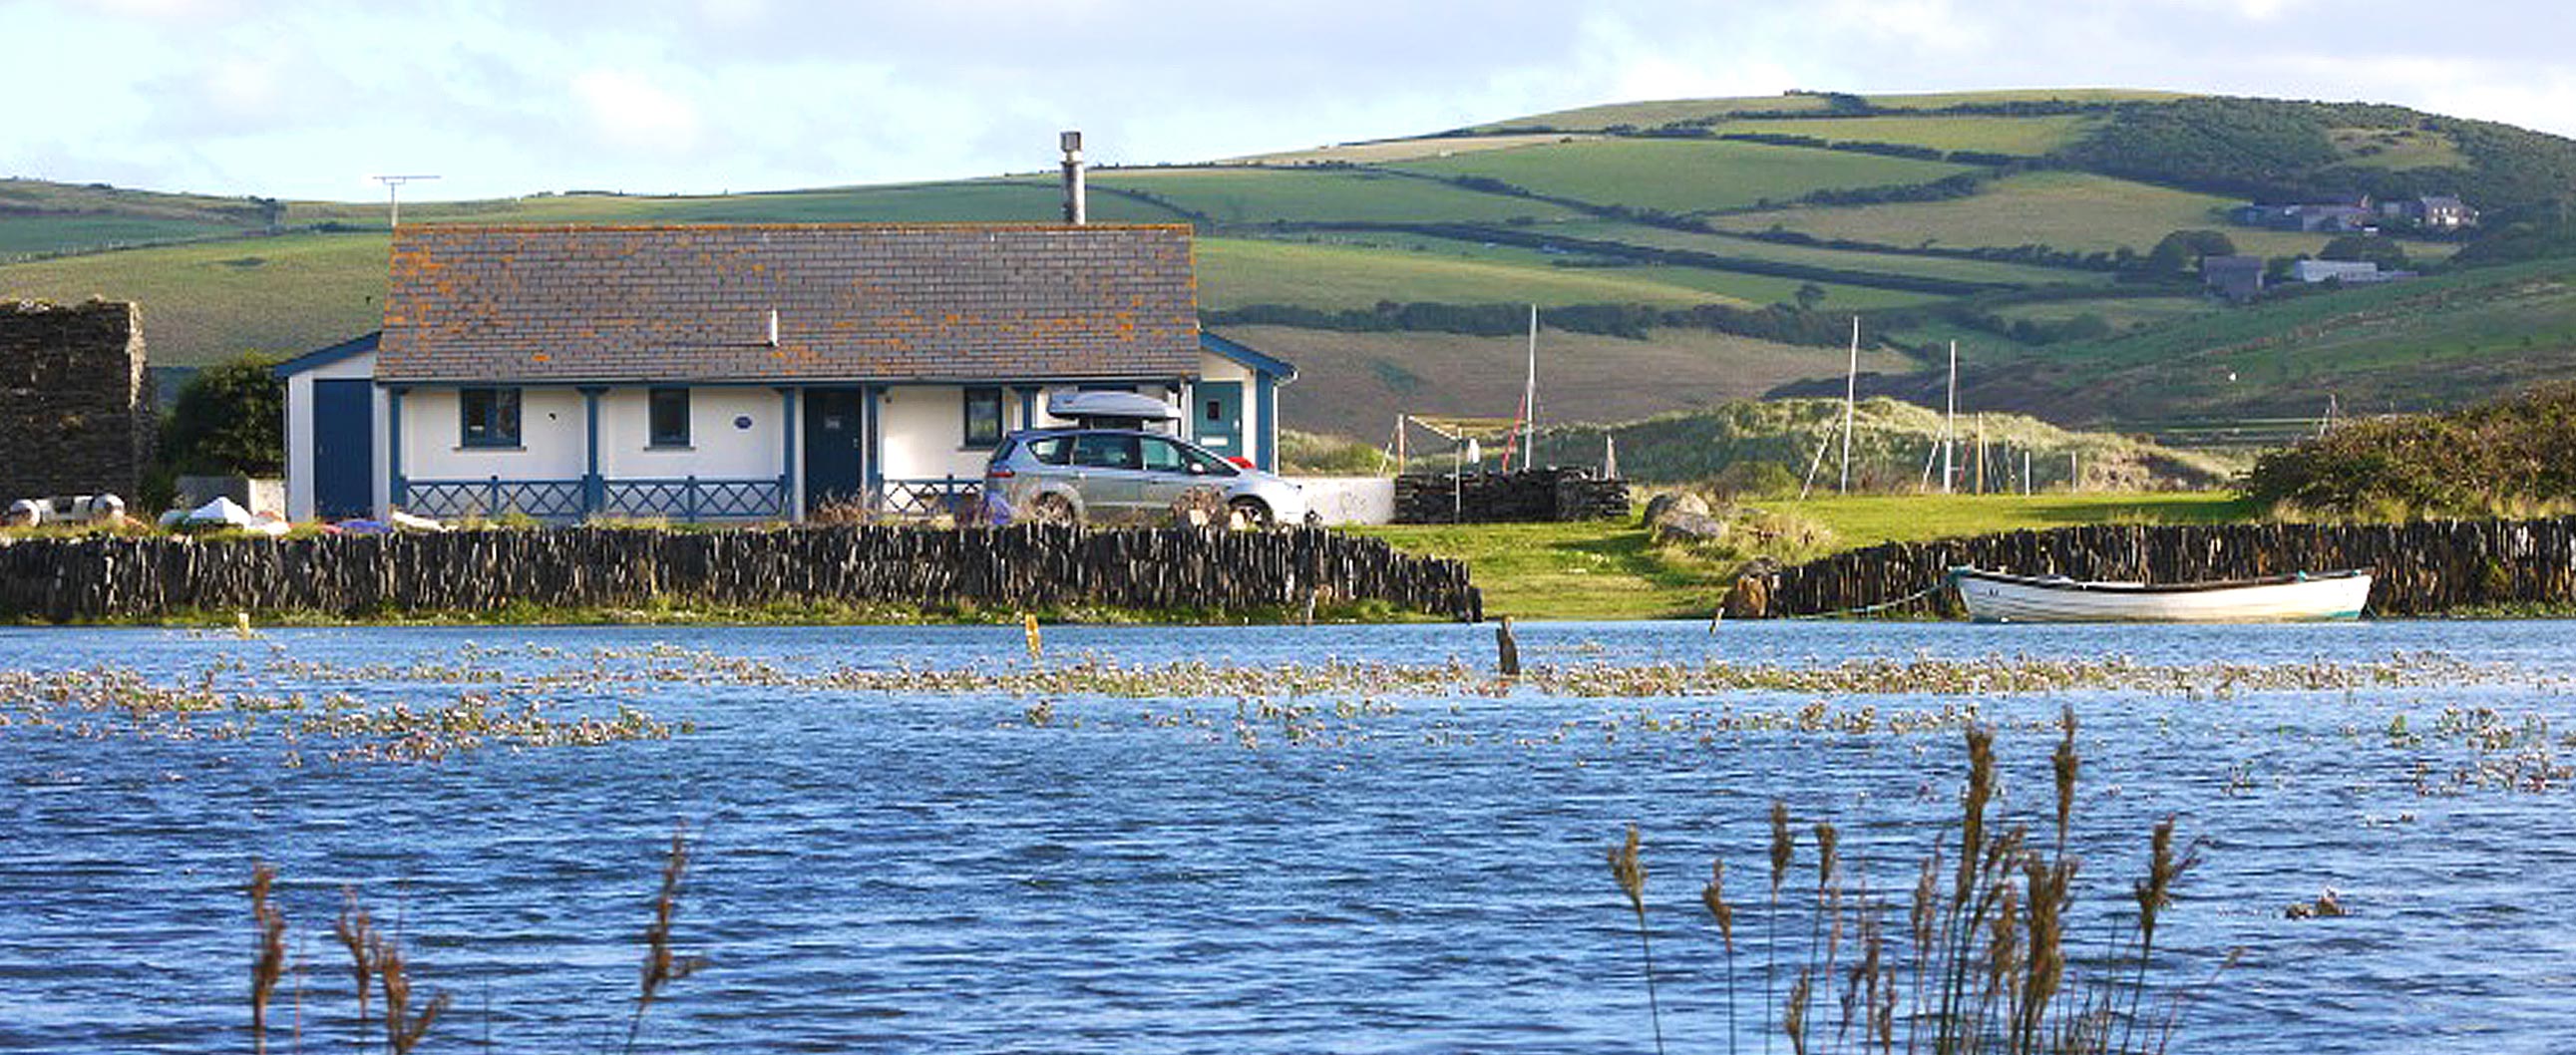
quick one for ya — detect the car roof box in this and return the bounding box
[1047,390,1180,427]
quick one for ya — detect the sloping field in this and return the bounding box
[1090,168,1580,224]
[1715,114,2098,156]
[1549,219,2116,287]
[1988,259,2576,420]
[1284,230,1947,309]
[1481,89,2185,132]
[1223,134,1596,167]
[0,231,388,365]
[1196,237,1762,310]
[1389,139,1974,214]
[1710,171,2456,258]
[1235,323,1914,438]
[2328,126,2469,171]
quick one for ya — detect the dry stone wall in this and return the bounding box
[0,300,152,502]
[1393,468,1632,524]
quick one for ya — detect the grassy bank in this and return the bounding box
[1353,491,2253,619]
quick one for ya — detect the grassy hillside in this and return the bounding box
[1388,138,1976,213]
[6,86,2575,453]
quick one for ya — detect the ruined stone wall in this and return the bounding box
[0,300,152,501]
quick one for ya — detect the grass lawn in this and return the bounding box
[1476,89,2184,133]
[1550,219,2114,287]
[1353,491,2257,619]
[1389,139,1975,214]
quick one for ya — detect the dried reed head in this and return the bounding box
[1814,821,1840,889]
[2132,816,2199,941]
[2019,858,2074,1048]
[1959,725,1997,900]
[247,864,287,1055]
[375,935,447,1055]
[1769,801,1794,895]
[1700,860,1735,953]
[1909,853,1941,955]
[332,887,378,1032]
[1609,825,1647,917]
[1785,966,1814,1055]
[640,824,705,1016]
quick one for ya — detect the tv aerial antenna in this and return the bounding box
[370,175,441,229]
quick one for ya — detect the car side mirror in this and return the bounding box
[1187,464,1207,475]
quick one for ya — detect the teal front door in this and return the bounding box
[1196,381,1244,460]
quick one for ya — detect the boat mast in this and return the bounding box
[1840,316,1858,494]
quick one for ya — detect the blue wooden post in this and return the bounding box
[580,387,604,518]
[387,386,408,512]
[863,385,885,501]
[1017,386,1038,430]
[778,387,797,521]
[685,475,700,522]
[1254,372,1279,472]
[487,476,503,517]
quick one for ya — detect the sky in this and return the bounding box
[7,0,2572,202]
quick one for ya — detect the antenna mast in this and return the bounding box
[371,175,441,229]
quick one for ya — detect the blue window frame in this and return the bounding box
[460,387,521,448]
[649,387,691,447]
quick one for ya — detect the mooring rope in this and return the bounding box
[1785,572,1960,621]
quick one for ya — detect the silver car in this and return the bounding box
[983,428,1308,528]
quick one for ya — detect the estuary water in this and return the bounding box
[3,619,2574,1053]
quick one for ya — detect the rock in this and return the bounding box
[1643,491,1711,527]
[1653,511,1729,544]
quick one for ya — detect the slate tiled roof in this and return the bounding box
[377,223,1200,383]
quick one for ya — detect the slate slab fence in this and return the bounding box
[1393,468,1633,524]
[1751,519,2576,618]
[0,526,1482,622]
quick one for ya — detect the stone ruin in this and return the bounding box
[0,299,153,506]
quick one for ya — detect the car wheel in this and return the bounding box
[1229,498,1273,529]
[1028,493,1078,526]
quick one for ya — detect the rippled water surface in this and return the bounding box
[5,620,2576,1053]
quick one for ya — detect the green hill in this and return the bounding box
[7,88,2576,453]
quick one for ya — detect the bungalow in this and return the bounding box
[275,223,1295,523]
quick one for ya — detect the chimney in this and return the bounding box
[1059,130,1086,225]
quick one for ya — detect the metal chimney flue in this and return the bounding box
[1059,130,1087,225]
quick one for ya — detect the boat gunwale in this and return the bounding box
[1948,566,2373,595]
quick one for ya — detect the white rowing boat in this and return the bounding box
[1949,566,2373,623]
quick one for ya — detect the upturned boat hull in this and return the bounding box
[1950,567,2373,623]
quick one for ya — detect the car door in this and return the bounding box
[1135,436,1207,511]
[1067,432,1146,520]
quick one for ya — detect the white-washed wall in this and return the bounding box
[877,385,984,481]
[401,388,587,482]
[596,387,785,481]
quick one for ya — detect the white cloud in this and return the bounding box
[571,68,705,154]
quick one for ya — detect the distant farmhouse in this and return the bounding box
[0,299,152,504]
[275,223,1295,524]
[2199,254,2267,303]
[2229,193,2476,234]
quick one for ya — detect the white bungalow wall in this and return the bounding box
[595,388,785,481]
[280,348,388,522]
[400,388,588,483]
[877,385,990,482]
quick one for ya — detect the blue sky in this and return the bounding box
[7,0,2571,202]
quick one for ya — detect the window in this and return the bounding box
[1071,433,1139,470]
[1140,437,1186,473]
[460,387,521,448]
[962,387,1003,449]
[1024,437,1073,465]
[649,388,690,447]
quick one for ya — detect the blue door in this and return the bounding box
[1196,381,1244,460]
[803,387,868,514]
[311,379,374,519]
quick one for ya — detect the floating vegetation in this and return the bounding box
[0,665,684,765]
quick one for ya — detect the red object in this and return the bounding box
[1226,456,1254,470]
[986,467,1015,479]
